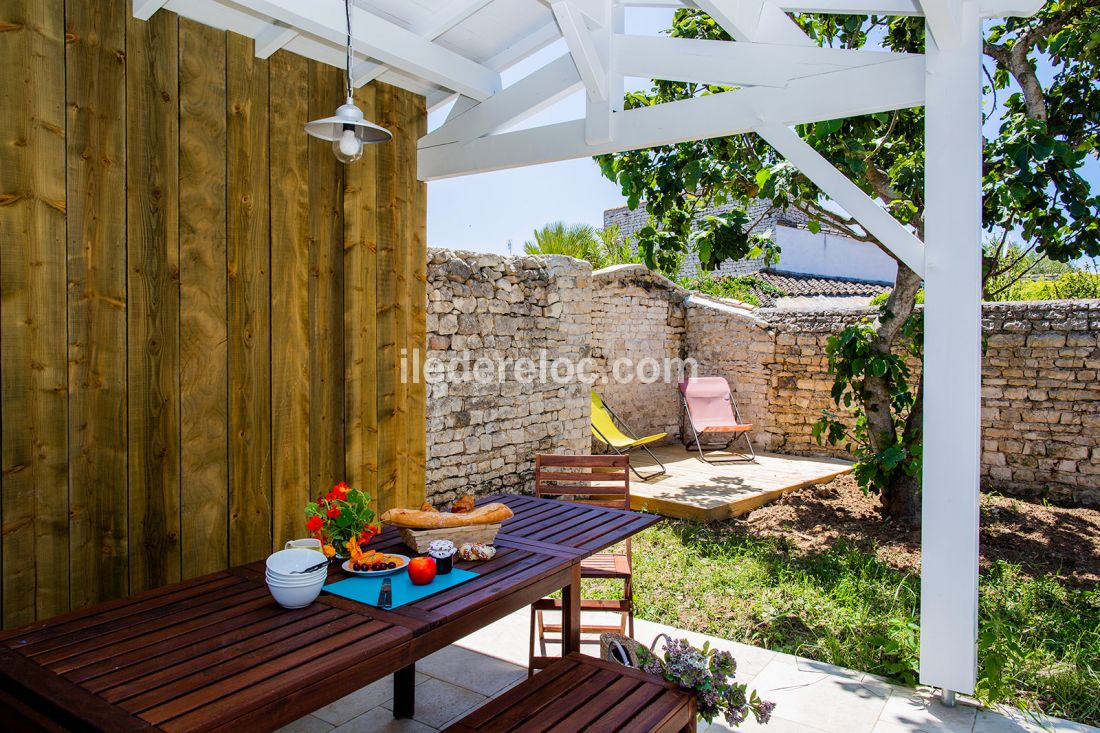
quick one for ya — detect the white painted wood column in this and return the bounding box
[919,0,984,697]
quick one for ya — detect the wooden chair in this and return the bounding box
[528,454,634,675]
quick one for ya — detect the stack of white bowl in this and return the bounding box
[266,548,328,608]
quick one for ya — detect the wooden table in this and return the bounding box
[0,494,659,732]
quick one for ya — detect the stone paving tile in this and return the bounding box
[975,707,1099,733]
[746,656,893,733]
[417,643,526,696]
[873,687,978,733]
[331,707,436,733]
[312,673,429,727]
[275,714,334,733]
[380,676,486,730]
[705,713,834,732]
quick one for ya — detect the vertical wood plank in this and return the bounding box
[178,18,228,578]
[373,83,399,513]
[308,61,345,493]
[125,10,181,594]
[392,89,411,512]
[66,0,129,611]
[405,90,428,506]
[226,32,272,565]
[270,49,311,547]
[344,83,379,497]
[0,0,69,628]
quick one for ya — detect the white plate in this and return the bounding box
[342,555,410,576]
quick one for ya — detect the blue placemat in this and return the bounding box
[322,567,479,609]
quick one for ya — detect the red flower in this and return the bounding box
[326,505,341,519]
[334,483,349,499]
[306,515,324,532]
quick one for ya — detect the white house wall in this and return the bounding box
[774,225,898,283]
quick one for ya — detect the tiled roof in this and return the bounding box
[752,270,892,307]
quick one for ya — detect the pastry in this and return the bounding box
[419,500,438,512]
[381,502,513,529]
[456,543,496,561]
[451,495,475,514]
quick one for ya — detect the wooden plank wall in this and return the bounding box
[0,1,427,629]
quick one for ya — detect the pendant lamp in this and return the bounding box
[304,0,392,162]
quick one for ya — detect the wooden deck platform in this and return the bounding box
[628,444,853,523]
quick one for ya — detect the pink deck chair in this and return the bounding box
[679,377,756,464]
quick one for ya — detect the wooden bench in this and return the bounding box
[442,652,696,733]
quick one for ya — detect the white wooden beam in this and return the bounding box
[919,0,983,699]
[243,0,501,99]
[419,57,923,178]
[616,35,917,88]
[775,0,921,11]
[352,0,497,88]
[737,0,1040,15]
[133,0,169,20]
[919,0,963,49]
[253,22,298,59]
[421,54,584,147]
[446,95,482,122]
[553,1,609,102]
[482,19,563,72]
[692,0,814,45]
[586,0,622,146]
[427,90,459,113]
[978,0,1044,16]
[755,123,924,275]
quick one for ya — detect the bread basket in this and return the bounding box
[396,524,501,553]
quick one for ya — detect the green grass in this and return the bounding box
[588,520,1100,726]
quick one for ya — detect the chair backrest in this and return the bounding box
[535,454,630,510]
[679,377,740,424]
[590,392,631,446]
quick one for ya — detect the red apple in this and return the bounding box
[407,556,437,585]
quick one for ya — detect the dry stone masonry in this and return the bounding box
[424,250,591,506]
[590,266,687,442]
[424,251,1099,508]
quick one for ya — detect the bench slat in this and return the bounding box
[442,653,695,733]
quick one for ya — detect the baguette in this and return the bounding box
[381,502,513,529]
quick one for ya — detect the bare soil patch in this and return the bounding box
[744,474,1100,585]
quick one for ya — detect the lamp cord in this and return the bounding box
[345,0,353,100]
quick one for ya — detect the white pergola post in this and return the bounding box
[919,0,984,698]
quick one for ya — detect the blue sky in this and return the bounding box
[426,9,1099,257]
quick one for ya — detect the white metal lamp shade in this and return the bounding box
[304,97,391,164]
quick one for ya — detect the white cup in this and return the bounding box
[284,538,323,553]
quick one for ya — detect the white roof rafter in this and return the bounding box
[237,0,502,99]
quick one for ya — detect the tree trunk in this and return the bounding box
[861,262,923,522]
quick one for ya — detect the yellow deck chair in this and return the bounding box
[591,392,668,480]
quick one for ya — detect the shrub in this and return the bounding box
[675,273,785,306]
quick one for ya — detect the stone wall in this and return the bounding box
[424,252,1099,507]
[980,301,1100,505]
[424,250,591,506]
[760,308,870,457]
[589,266,687,441]
[684,298,780,450]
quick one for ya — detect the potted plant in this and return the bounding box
[305,482,380,558]
[637,636,774,727]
